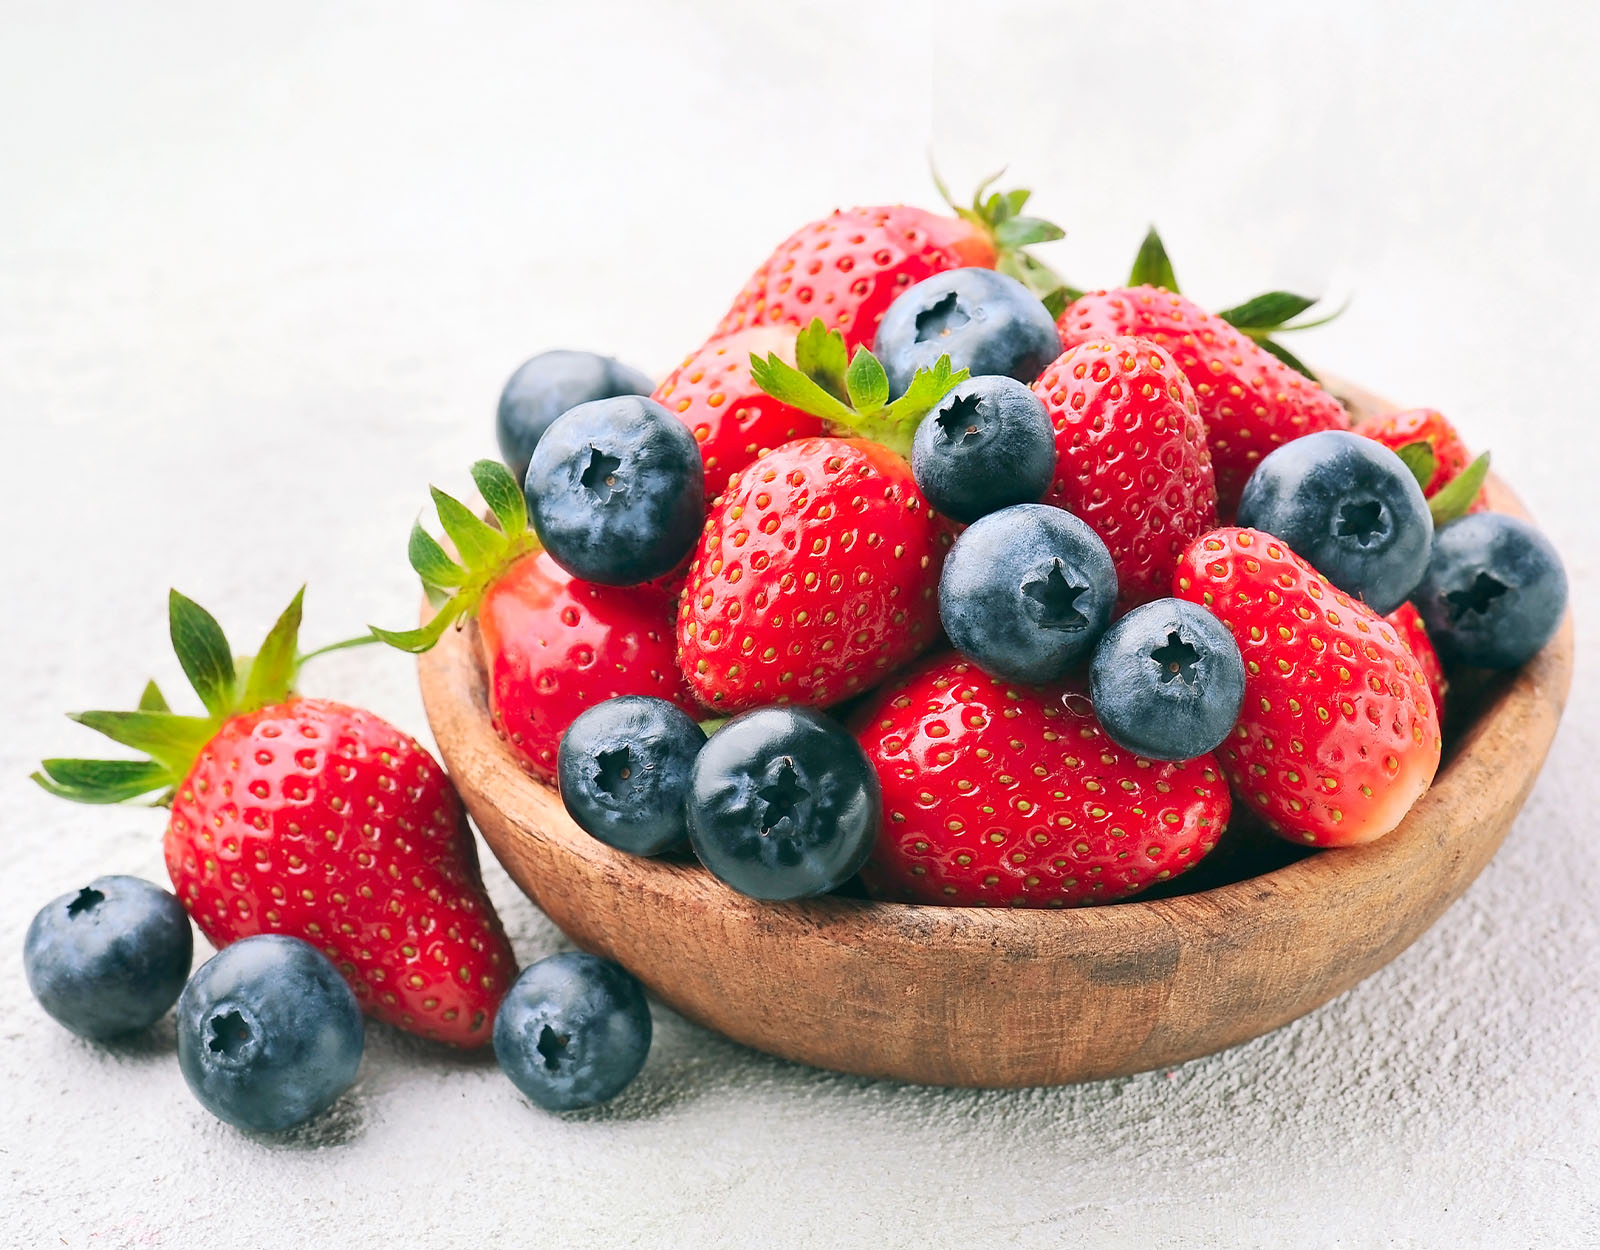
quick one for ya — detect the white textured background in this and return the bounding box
[3,2,1598,1246]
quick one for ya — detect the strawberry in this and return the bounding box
[651,326,826,505]
[676,321,963,714]
[1031,336,1218,611]
[852,654,1232,907]
[1359,408,1489,515]
[1172,528,1442,847]
[1386,601,1447,722]
[713,176,1065,350]
[33,589,515,1046]
[376,462,699,781]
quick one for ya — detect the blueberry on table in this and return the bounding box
[910,375,1056,523]
[494,952,652,1112]
[525,394,706,586]
[23,875,193,1040]
[872,268,1060,398]
[1411,512,1567,668]
[558,696,706,856]
[686,707,880,901]
[1089,597,1246,760]
[939,503,1118,684]
[497,350,654,486]
[176,935,363,1134]
[1236,430,1432,615]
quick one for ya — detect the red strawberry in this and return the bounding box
[1358,408,1488,514]
[651,326,826,505]
[1386,601,1447,721]
[1172,528,1441,847]
[676,323,964,713]
[1031,336,1218,611]
[376,462,699,781]
[35,590,515,1046]
[853,654,1231,907]
[714,178,1065,350]
[1057,287,1347,516]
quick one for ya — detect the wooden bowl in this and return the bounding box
[419,385,1573,1087]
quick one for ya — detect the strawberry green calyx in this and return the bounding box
[931,166,1073,303]
[748,318,970,460]
[372,459,540,654]
[1425,451,1491,525]
[31,587,359,806]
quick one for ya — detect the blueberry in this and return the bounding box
[686,707,880,900]
[525,395,706,586]
[1411,512,1567,668]
[558,696,706,856]
[497,350,654,486]
[873,268,1061,397]
[176,935,363,1134]
[1236,430,1432,615]
[23,875,193,1040]
[910,375,1056,523]
[939,503,1118,684]
[1088,598,1246,760]
[494,952,651,1112]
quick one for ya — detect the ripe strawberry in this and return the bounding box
[651,326,826,504]
[1359,408,1489,515]
[376,462,699,781]
[1386,601,1447,721]
[1031,336,1218,611]
[1172,528,1441,847]
[713,177,1065,351]
[34,590,515,1046]
[676,323,963,713]
[852,654,1231,907]
[1057,287,1347,516]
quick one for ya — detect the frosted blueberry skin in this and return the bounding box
[686,707,880,901]
[873,268,1061,398]
[558,696,706,856]
[910,375,1057,524]
[1411,512,1568,669]
[1089,598,1246,761]
[496,350,654,486]
[525,395,705,586]
[938,503,1118,685]
[23,875,193,1040]
[1236,430,1432,615]
[176,936,363,1134]
[494,953,651,1112]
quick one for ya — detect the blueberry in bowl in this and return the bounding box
[497,350,654,486]
[873,268,1060,398]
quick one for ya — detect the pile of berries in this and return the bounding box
[26,181,1569,1130]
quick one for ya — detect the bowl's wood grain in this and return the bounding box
[419,385,1573,1087]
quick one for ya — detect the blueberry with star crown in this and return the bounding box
[910,375,1056,523]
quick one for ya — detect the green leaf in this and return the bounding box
[883,356,970,430]
[1257,336,1320,382]
[1219,291,1318,331]
[69,710,216,775]
[1002,188,1031,218]
[749,350,857,426]
[1129,227,1179,292]
[408,520,468,588]
[993,216,1065,249]
[431,486,506,569]
[997,249,1072,301]
[1394,440,1438,492]
[844,348,890,414]
[471,459,528,537]
[1428,452,1490,525]
[242,587,304,710]
[137,681,169,713]
[33,758,173,804]
[1040,287,1075,320]
[169,591,236,719]
[794,318,850,404]
[423,582,451,611]
[369,600,464,655]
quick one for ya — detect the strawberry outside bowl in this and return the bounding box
[416,383,1573,1088]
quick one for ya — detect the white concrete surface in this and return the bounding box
[3,2,1597,1246]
